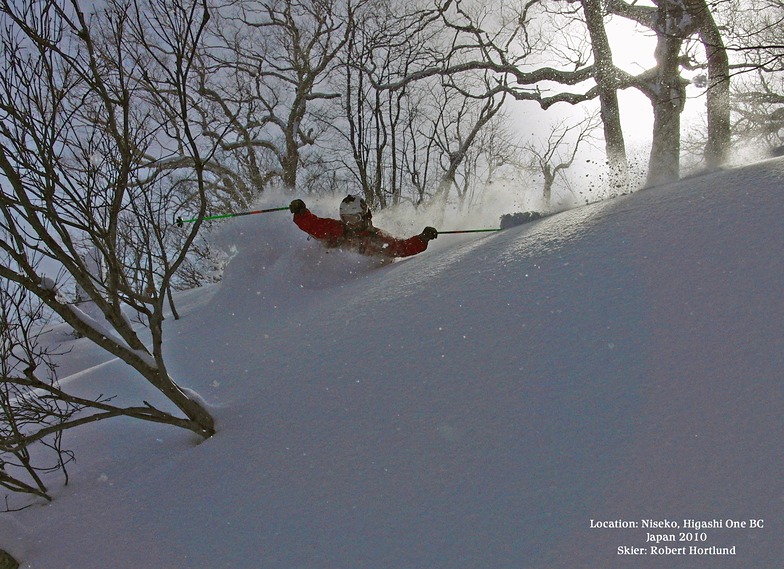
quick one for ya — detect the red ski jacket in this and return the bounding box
[293,209,429,258]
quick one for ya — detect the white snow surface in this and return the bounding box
[3,160,783,568]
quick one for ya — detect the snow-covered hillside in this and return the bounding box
[2,159,783,568]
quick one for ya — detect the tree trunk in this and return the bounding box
[687,0,730,169]
[582,0,629,190]
[0,548,19,569]
[645,1,689,186]
[647,39,685,185]
[281,137,299,189]
[543,164,554,209]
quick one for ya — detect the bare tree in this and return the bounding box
[335,0,442,208]
[335,0,518,210]
[356,0,632,197]
[731,71,784,148]
[430,80,508,209]
[1,268,76,504]
[342,3,399,207]
[687,0,730,168]
[713,0,784,152]
[523,112,601,209]
[581,0,629,188]
[368,0,735,189]
[0,0,219,501]
[188,0,366,200]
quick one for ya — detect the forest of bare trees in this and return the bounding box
[2,0,783,502]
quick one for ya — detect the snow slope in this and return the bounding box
[2,159,783,568]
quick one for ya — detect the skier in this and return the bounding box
[289,195,438,258]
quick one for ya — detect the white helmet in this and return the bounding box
[339,195,370,226]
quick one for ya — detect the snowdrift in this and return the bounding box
[3,160,783,569]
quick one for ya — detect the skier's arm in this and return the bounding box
[292,207,344,241]
[381,227,438,258]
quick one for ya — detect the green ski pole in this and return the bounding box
[438,228,501,234]
[175,206,289,227]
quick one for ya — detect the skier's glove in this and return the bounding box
[421,226,438,241]
[289,199,306,214]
